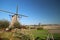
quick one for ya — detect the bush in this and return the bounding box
[13,21,21,29]
[37,27,43,30]
[0,20,9,29]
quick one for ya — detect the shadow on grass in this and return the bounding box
[0,38,9,40]
[35,37,46,40]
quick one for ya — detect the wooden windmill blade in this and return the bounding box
[16,5,18,14]
[16,5,28,17]
[19,14,28,17]
[0,9,15,14]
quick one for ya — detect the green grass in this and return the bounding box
[53,33,60,40]
[30,29,48,39]
[0,29,60,40]
[0,29,48,40]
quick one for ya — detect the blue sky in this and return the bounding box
[0,0,60,25]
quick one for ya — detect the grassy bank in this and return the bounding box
[0,29,60,40]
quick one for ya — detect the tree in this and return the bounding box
[0,20,9,29]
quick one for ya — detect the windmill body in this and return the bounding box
[6,15,18,30]
[9,15,18,28]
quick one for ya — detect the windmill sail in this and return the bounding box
[0,9,14,14]
[16,5,18,14]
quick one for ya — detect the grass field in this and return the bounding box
[29,29,48,39]
[0,29,60,40]
[53,33,60,40]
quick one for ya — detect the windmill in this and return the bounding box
[0,5,28,31]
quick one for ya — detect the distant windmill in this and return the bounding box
[0,5,28,30]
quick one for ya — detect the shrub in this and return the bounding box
[37,27,43,30]
[0,20,9,29]
[13,21,21,29]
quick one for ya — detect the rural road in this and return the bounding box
[48,29,60,33]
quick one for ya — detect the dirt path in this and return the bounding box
[48,29,60,33]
